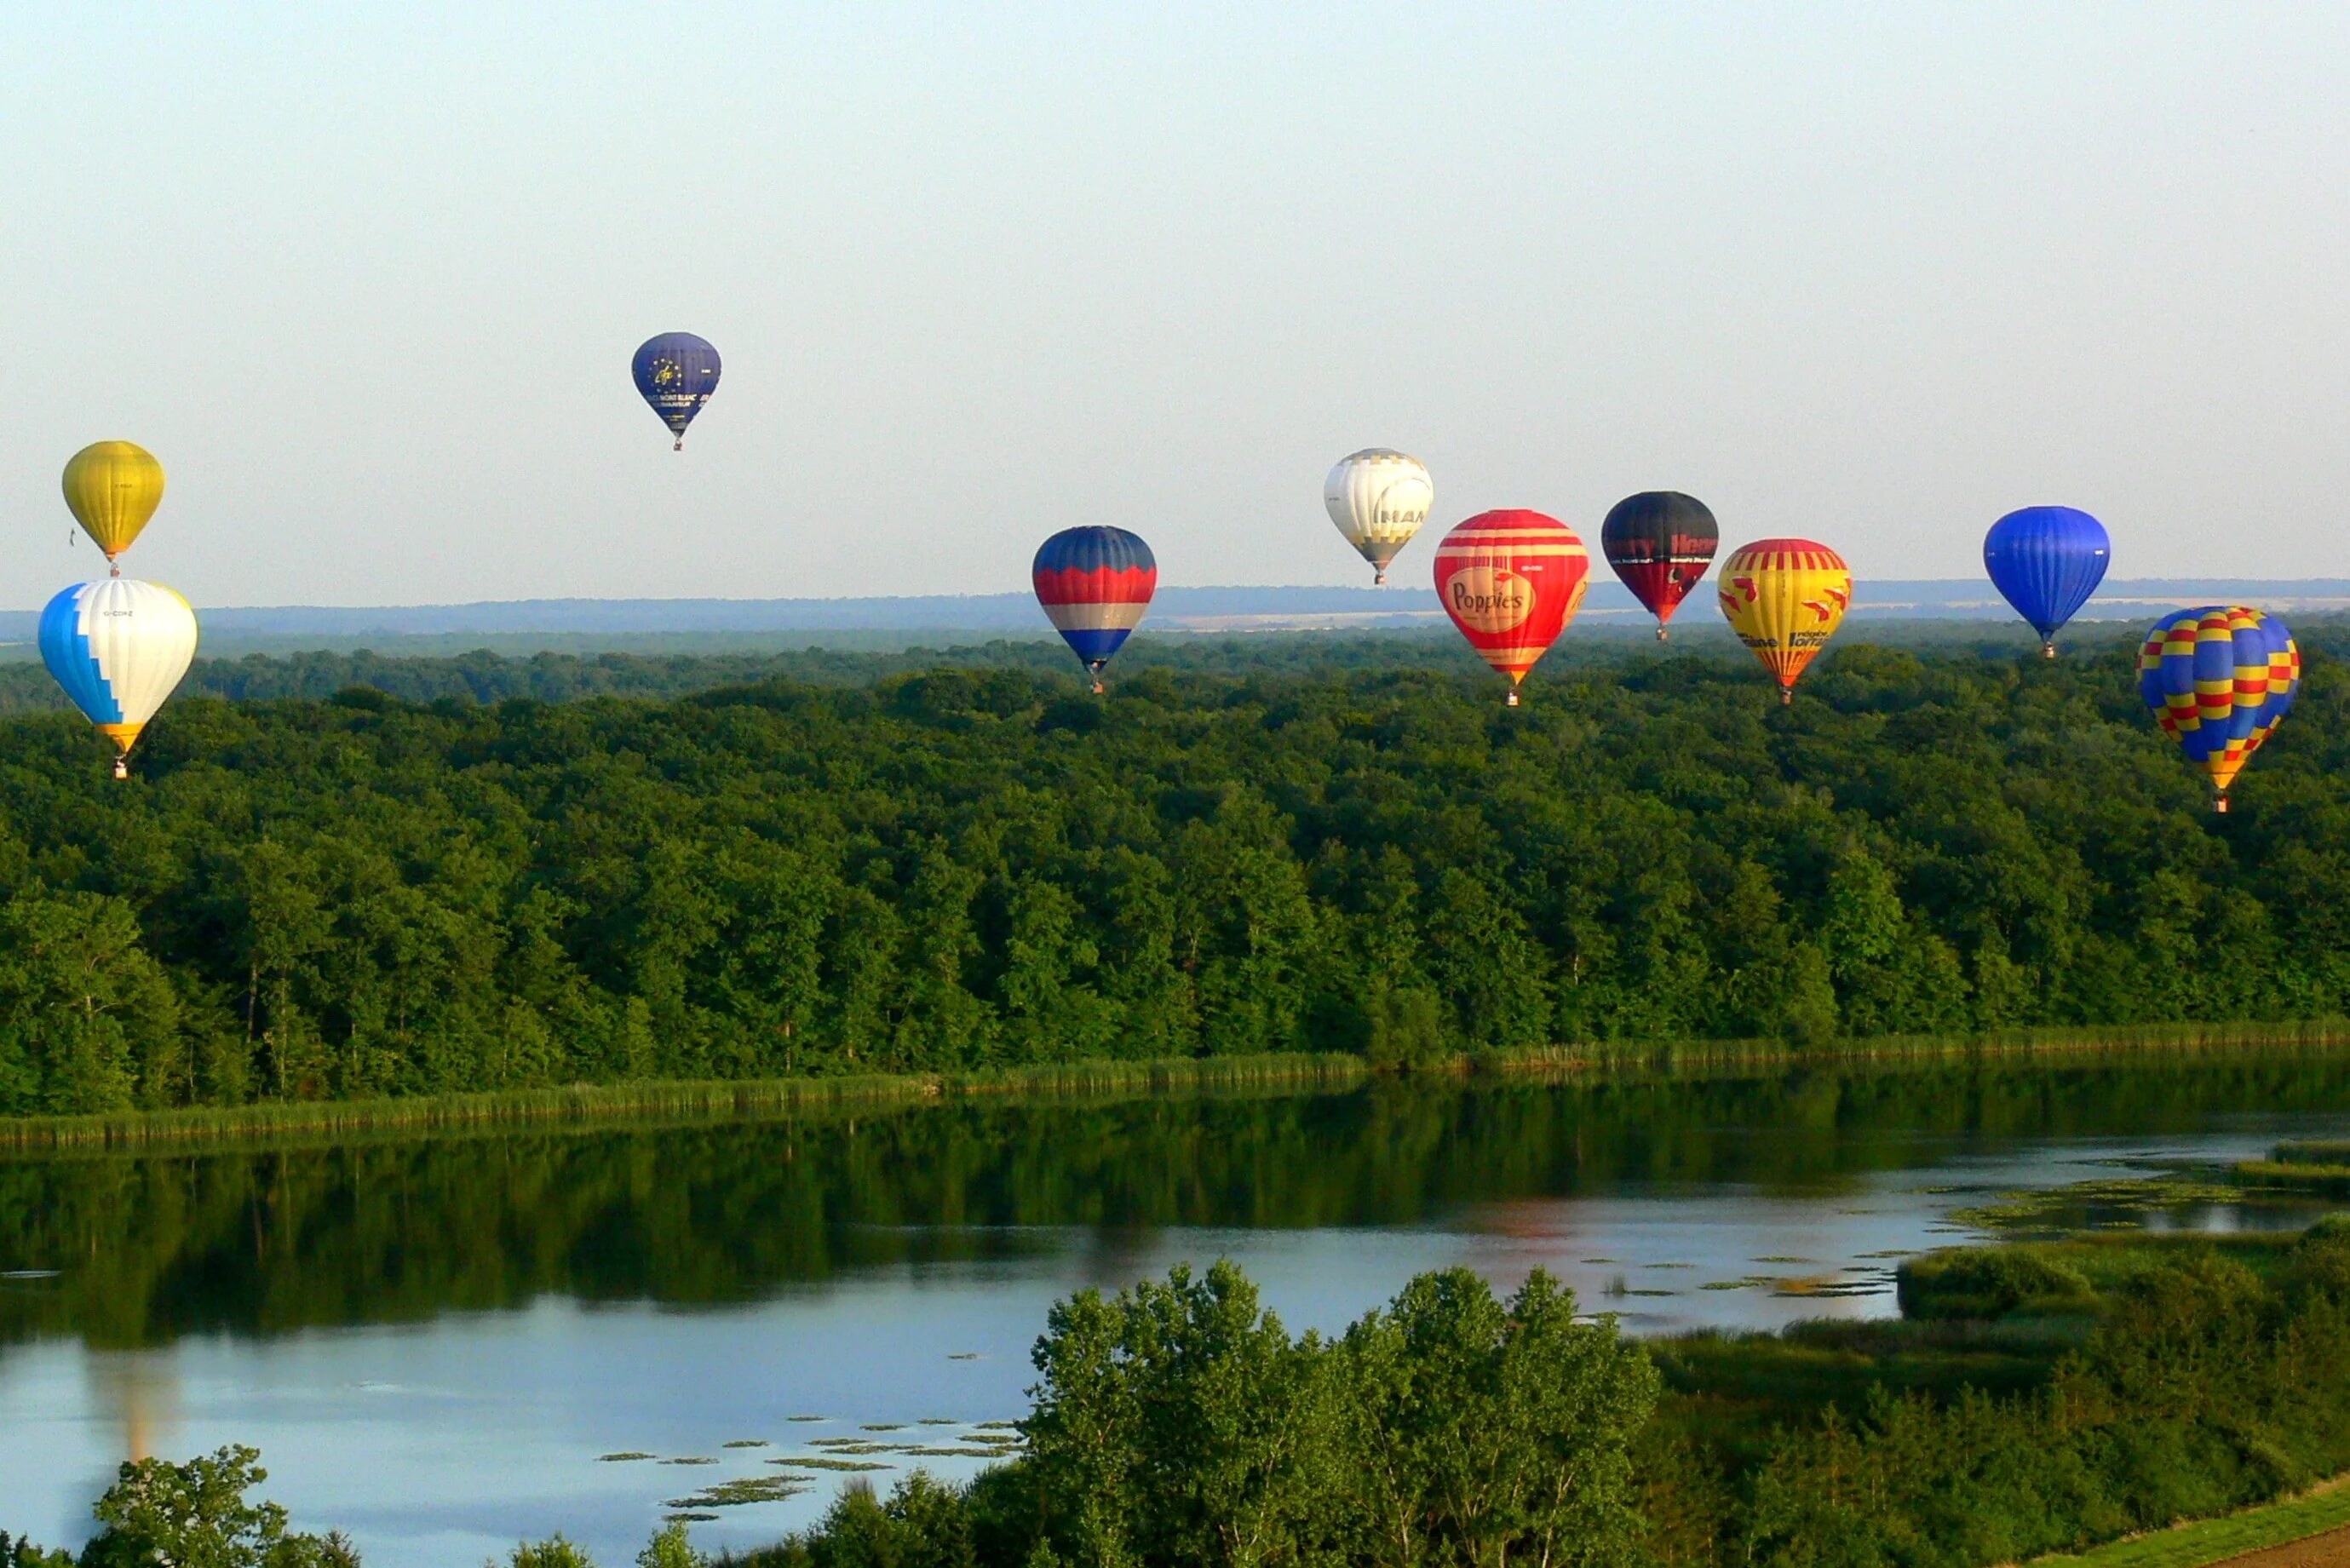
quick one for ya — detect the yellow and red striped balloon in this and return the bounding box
[1715,538,1852,703]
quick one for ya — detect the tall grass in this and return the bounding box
[0,1053,1372,1153]
[1492,1019,2350,1076]
[4,1020,2346,1156]
[2273,1139,2350,1166]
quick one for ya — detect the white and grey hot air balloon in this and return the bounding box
[1324,449,1434,585]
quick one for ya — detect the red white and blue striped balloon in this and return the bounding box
[1033,526,1157,688]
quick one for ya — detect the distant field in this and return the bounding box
[0,612,2282,709]
[5,578,2347,661]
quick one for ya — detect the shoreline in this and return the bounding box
[3,1019,2346,1156]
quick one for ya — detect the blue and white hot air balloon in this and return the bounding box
[1984,506,2111,657]
[40,578,200,778]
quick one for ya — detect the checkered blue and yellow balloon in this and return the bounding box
[2137,606,2298,812]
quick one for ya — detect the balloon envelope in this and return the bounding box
[1324,450,1434,583]
[1431,509,1589,699]
[1033,526,1158,681]
[62,441,165,561]
[1600,491,1717,635]
[632,333,721,448]
[2137,606,2297,810]
[40,578,200,768]
[1715,538,1852,700]
[1984,505,2110,649]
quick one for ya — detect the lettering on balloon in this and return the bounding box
[1443,566,1536,634]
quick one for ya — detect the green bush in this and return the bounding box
[1894,1248,2098,1321]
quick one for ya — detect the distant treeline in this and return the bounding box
[0,634,1500,712]
[3,630,2349,1115]
[0,622,2168,713]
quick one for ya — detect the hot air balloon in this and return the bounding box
[1600,491,1718,640]
[1033,526,1157,692]
[62,442,165,566]
[1432,509,1589,705]
[1715,538,1852,703]
[1324,449,1434,585]
[2137,606,2297,813]
[39,579,200,779]
[632,333,721,450]
[1985,505,2111,658]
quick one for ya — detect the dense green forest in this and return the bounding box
[3,628,2349,1116]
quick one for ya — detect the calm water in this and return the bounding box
[5,1058,2350,1564]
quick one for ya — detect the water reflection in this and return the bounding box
[3,1054,2349,1565]
[8,1056,2350,1351]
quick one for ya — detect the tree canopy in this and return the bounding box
[2,630,2346,1116]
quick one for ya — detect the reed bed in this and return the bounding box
[0,1052,1369,1152]
[1488,1019,2350,1076]
[2275,1140,2350,1166]
[3,1023,2344,1156]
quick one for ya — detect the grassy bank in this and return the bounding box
[2033,1474,2350,1566]
[0,1052,1372,1153]
[4,1019,2348,1155]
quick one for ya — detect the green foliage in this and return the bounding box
[2037,1476,2350,1566]
[1018,1261,1656,1568]
[76,1445,356,1568]
[504,1539,595,1568]
[1336,1268,1662,1568]
[0,1535,74,1568]
[637,1525,708,1568]
[1895,1248,2099,1320]
[1,634,2347,1116]
[1021,1261,1341,1567]
[1705,1243,2350,1567]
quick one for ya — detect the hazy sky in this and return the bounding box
[6,3,2347,607]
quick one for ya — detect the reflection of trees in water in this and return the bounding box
[3,1056,2347,1351]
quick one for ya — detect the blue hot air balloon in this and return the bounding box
[632,333,721,451]
[1984,505,2111,657]
[1032,526,1158,692]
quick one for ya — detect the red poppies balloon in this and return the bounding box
[1432,509,1590,704]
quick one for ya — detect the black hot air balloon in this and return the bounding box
[1600,491,1719,640]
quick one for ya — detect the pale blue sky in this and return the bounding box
[5,3,2345,606]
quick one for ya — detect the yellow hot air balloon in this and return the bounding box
[1715,537,1852,703]
[62,441,166,566]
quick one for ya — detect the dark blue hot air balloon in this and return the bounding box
[633,333,721,451]
[1033,526,1158,692]
[1983,505,2111,657]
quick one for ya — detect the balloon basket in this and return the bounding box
[1780,688,1795,706]
[1092,682,1105,695]
[1505,689,1520,708]
[1656,626,1669,642]
[112,757,128,781]
[1373,570,1387,586]
[2215,792,2230,814]
[2042,642,2057,660]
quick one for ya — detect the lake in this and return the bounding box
[5,1054,2349,1565]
